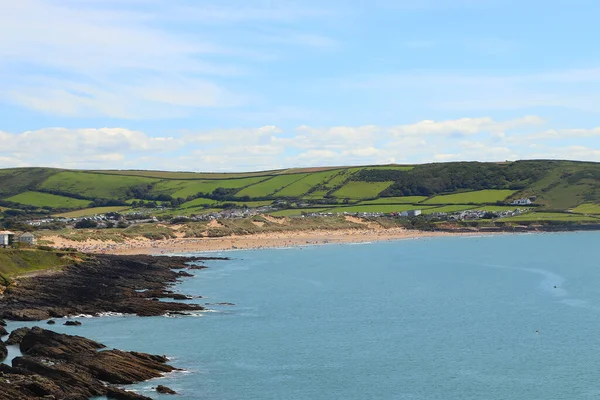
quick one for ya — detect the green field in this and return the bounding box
[6,191,91,209]
[323,170,355,189]
[92,170,280,180]
[2,161,600,217]
[273,170,341,198]
[359,196,428,205]
[332,181,394,199]
[153,176,269,198]
[500,212,600,222]
[55,206,131,218]
[179,198,219,208]
[235,174,309,198]
[303,190,329,199]
[326,204,433,214]
[40,171,158,199]
[421,205,477,214]
[423,190,516,205]
[570,203,600,215]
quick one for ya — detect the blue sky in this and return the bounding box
[1,0,600,171]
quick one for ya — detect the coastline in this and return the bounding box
[45,228,481,255]
[0,254,224,399]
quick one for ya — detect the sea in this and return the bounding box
[4,232,600,400]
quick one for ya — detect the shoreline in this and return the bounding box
[45,228,485,255]
[0,254,224,399]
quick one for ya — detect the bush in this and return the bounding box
[75,219,98,229]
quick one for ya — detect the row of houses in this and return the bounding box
[0,231,36,247]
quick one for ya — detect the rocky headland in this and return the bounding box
[0,253,228,399]
[0,326,176,400]
[0,254,227,321]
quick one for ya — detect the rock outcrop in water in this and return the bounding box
[156,385,178,394]
[0,253,229,399]
[0,254,225,321]
[0,327,173,400]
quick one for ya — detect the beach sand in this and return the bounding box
[43,227,477,255]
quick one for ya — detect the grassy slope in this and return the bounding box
[153,176,268,198]
[55,206,132,218]
[0,249,73,277]
[0,168,60,198]
[500,212,600,222]
[2,161,600,216]
[332,181,395,199]
[40,171,159,199]
[359,196,428,205]
[422,190,516,205]
[571,203,600,214]
[235,174,309,198]
[7,191,91,209]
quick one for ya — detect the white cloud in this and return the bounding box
[0,127,181,168]
[390,116,544,137]
[518,127,600,142]
[1,116,598,170]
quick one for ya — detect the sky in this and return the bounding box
[1,0,600,171]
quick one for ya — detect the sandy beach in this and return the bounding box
[43,227,477,255]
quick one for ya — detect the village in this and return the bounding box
[19,198,533,236]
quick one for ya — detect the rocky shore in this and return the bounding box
[0,326,176,399]
[0,253,228,399]
[0,254,227,321]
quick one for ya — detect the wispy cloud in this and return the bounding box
[0,0,333,119]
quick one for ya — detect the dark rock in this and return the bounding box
[47,320,55,325]
[0,340,7,362]
[187,265,207,270]
[2,309,51,321]
[0,325,8,336]
[0,254,229,398]
[156,385,178,394]
[6,327,31,345]
[171,294,192,300]
[20,327,104,359]
[64,320,82,326]
[0,254,225,321]
[107,387,154,400]
[0,318,6,326]
[0,327,176,399]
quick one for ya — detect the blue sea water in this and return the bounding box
[5,232,600,399]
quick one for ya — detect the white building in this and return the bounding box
[511,198,532,206]
[401,210,422,217]
[18,232,36,246]
[0,231,15,246]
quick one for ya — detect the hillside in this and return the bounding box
[1,160,600,223]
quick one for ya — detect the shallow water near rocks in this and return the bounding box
[6,232,600,399]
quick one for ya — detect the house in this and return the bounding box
[408,209,422,217]
[511,198,533,206]
[18,232,36,246]
[0,231,15,247]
